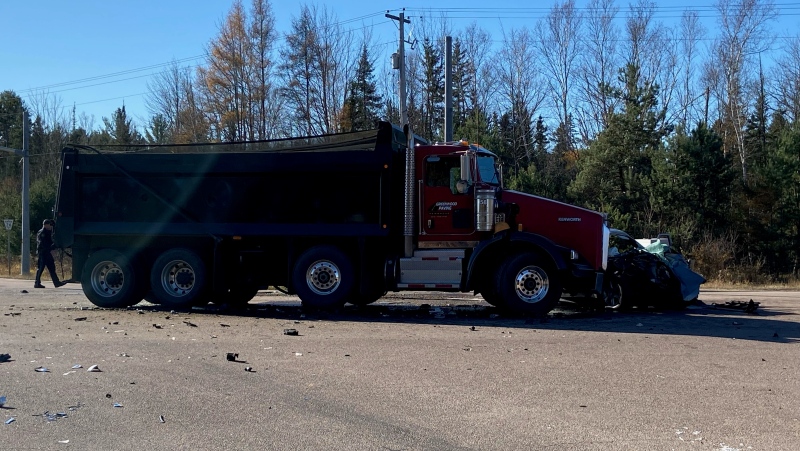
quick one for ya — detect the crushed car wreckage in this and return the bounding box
[602,229,706,309]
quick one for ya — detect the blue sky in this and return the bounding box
[1,1,797,131]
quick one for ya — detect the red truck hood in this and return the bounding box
[500,190,606,270]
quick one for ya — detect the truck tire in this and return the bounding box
[495,252,561,316]
[81,249,142,308]
[149,248,207,308]
[293,245,354,309]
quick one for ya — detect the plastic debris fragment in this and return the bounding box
[87,365,101,372]
[113,403,123,408]
[72,364,82,369]
[35,367,49,372]
[58,440,69,444]
[159,415,165,423]
[5,417,14,424]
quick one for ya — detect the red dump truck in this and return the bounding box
[54,122,609,315]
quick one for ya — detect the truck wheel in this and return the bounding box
[293,245,354,309]
[150,248,207,308]
[495,252,561,316]
[81,249,142,308]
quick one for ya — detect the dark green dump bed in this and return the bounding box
[54,123,406,247]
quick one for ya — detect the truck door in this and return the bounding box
[420,155,475,238]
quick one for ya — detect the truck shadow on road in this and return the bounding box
[138,298,800,344]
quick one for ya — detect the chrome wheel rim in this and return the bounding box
[514,265,549,303]
[306,260,341,295]
[161,260,196,297]
[91,260,125,298]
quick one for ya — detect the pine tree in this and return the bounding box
[342,44,382,132]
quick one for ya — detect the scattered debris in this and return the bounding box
[245,366,254,372]
[283,328,299,336]
[71,364,82,369]
[74,317,87,321]
[226,353,238,362]
[294,352,303,357]
[20,290,28,293]
[105,394,112,399]
[153,324,163,329]
[58,440,69,444]
[220,323,230,327]
[0,353,10,363]
[469,326,477,331]
[5,417,14,424]
[3,312,21,316]
[36,411,68,422]
[159,415,165,423]
[87,365,101,372]
[0,395,6,407]
[35,367,49,372]
[113,403,123,408]
[712,300,760,312]
[183,320,197,327]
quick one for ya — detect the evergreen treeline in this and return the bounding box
[1,0,798,283]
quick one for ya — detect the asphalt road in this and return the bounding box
[1,278,798,450]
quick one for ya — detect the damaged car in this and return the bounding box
[603,229,706,310]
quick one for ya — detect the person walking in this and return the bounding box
[34,219,66,288]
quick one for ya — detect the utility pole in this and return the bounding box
[386,10,416,257]
[444,36,453,142]
[22,111,30,275]
[0,110,31,275]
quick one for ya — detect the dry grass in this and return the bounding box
[1,255,72,281]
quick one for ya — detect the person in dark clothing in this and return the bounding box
[34,219,66,288]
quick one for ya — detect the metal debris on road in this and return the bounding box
[87,365,101,372]
[712,300,760,313]
[226,352,238,362]
[283,328,299,336]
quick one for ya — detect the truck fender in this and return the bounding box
[466,230,568,291]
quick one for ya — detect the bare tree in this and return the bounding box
[675,10,706,128]
[535,0,583,130]
[575,0,619,144]
[771,35,800,123]
[712,0,778,183]
[146,59,194,139]
[457,23,496,116]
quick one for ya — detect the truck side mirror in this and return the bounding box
[459,154,472,189]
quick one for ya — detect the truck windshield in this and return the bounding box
[476,156,500,185]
